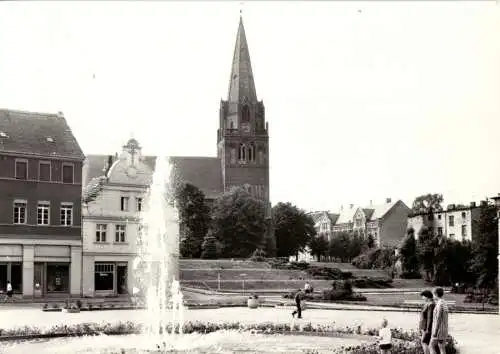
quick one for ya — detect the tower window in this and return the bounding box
[238,143,246,161]
[248,143,256,162]
[241,105,250,123]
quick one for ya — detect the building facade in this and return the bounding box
[407,202,482,242]
[82,139,152,297]
[332,199,411,247]
[0,109,84,298]
[309,211,339,242]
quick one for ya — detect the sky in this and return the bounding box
[0,1,499,212]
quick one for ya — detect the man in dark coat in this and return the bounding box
[292,289,304,319]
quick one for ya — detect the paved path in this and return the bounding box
[0,306,497,353]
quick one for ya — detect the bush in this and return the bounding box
[352,247,396,270]
[201,233,218,259]
[249,248,267,262]
[306,266,351,280]
[400,271,422,279]
[76,300,82,308]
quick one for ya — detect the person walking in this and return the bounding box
[430,287,449,354]
[6,281,13,302]
[419,290,435,354]
[292,288,304,319]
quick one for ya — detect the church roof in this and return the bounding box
[83,154,223,200]
[0,109,84,160]
[227,17,257,104]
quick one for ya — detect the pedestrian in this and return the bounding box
[430,287,449,354]
[6,281,13,302]
[292,288,303,319]
[419,290,435,354]
[378,318,392,354]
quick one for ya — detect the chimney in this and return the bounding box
[369,200,373,206]
[350,204,354,209]
[386,198,391,204]
[57,111,64,118]
[480,200,487,207]
[470,201,476,208]
[341,205,343,211]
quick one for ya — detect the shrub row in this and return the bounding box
[0,320,458,353]
[351,247,396,270]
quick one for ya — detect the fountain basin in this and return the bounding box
[0,330,376,353]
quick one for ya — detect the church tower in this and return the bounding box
[217,16,270,205]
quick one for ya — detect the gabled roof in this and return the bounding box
[327,212,340,224]
[0,109,84,160]
[335,208,357,224]
[83,154,223,200]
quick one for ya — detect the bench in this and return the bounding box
[402,300,456,312]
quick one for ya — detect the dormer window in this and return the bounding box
[0,131,8,138]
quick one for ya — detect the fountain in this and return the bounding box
[134,153,184,350]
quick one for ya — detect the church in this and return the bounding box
[83,16,271,214]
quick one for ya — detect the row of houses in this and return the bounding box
[304,196,499,262]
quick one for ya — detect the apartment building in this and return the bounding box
[407,202,483,242]
[0,109,84,298]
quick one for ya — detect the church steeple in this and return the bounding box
[227,16,257,104]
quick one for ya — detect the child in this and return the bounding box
[378,318,392,353]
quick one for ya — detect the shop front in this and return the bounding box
[33,262,71,297]
[0,262,23,294]
[94,262,128,297]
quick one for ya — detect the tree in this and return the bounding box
[201,231,218,259]
[470,202,499,290]
[329,232,351,262]
[417,226,437,281]
[347,232,365,261]
[309,236,329,261]
[400,228,420,274]
[366,234,376,249]
[210,187,267,258]
[411,193,444,214]
[273,202,316,257]
[175,183,210,258]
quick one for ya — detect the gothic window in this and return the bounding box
[230,148,236,164]
[248,143,256,162]
[241,105,250,123]
[238,143,246,161]
[229,121,234,129]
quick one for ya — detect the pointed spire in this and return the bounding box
[227,16,257,103]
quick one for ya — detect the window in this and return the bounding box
[96,224,107,242]
[247,143,256,162]
[15,160,28,180]
[461,225,467,238]
[437,227,443,236]
[429,227,434,235]
[13,201,27,224]
[60,203,73,226]
[115,225,126,243]
[120,197,129,211]
[38,161,51,182]
[37,202,50,225]
[238,144,246,162]
[448,215,454,227]
[438,214,442,220]
[428,214,434,221]
[136,198,143,212]
[62,164,74,184]
[95,263,115,291]
[449,233,455,239]
[241,105,250,122]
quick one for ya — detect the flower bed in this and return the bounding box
[0,320,458,353]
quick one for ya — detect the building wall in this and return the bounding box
[379,202,410,247]
[82,168,149,297]
[0,153,83,297]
